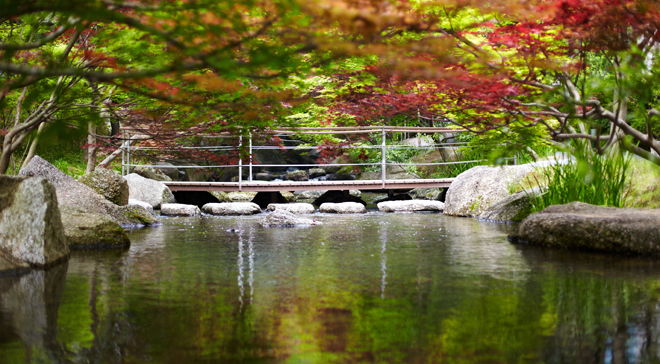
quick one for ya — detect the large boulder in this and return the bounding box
[444,164,534,217]
[260,209,320,227]
[161,203,201,216]
[479,187,542,223]
[377,200,444,212]
[509,202,660,255]
[0,176,69,272]
[59,206,130,249]
[78,168,129,206]
[19,156,153,226]
[124,173,176,209]
[202,202,262,215]
[319,202,367,214]
[267,203,315,214]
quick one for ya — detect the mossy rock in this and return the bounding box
[210,191,231,202]
[78,168,129,206]
[120,205,159,225]
[59,206,130,249]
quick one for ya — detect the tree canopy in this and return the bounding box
[1,0,660,173]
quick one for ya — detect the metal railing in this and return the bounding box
[120,126,493,188]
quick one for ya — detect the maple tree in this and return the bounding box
[324,0,660,165]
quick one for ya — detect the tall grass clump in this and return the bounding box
[530,142,631,213]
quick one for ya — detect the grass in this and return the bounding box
[528,144,631,213]
[623,158,660,208]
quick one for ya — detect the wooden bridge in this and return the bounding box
[162,178,455,192]
[120,126,480,193]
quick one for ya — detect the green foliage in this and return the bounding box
[529,143,631,212]
[52,159,86,179]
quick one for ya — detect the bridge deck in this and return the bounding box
[163,179,454,192]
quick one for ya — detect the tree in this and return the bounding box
[324,0,660,165]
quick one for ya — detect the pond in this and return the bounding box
[2,211,660,363]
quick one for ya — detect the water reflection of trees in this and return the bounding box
[3,217,660,363]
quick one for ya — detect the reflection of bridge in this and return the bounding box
[121,126,473,192]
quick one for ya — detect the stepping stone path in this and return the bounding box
[202,202,262,215]
[267,203,315,214]
[319,202,366,214]
[161,203,201,216]
[377,200,444,212]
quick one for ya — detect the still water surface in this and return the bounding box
[2,212,660,363]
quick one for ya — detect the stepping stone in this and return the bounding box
[260,209,321,227]
[267,203,315,214]
[202,202,262,215]
[377,200,444,212]
[319,202,366,214]
[160,203,201,216]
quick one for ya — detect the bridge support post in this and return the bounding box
[249,133,253,182]
[121,130,126,176]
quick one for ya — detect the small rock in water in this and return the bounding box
[260,209,321,227]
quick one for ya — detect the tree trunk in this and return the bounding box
[21,122,46,170]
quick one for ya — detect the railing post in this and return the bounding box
[126,132,131,176]
[121,130,126,176]
[381,127,386,188]
[249,133,253,182]
[239,135,243,191]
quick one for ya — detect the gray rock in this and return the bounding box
[128,198,155,215]
[444,164,534,217]
[119,204,159,225]
[202,202,262,215]
[59,205,130,249]
[267,203,315,214]
[509,202,660,255]
[295,190,361,200]
[0,176,69,271]
[479,187,543,223]
[124,173,176,209]
[210,191,231,202]
[319,202,367,214]
[254,172,278,181]
[409,187,443,200]
[356,164,421,181]
[260,209,320,227]
[155,162,186,181]
[226,191,257,201]
[308,168,326,179]
[377,200,444,212]
[78,168,129,206]
[132,166,172,181]
[20,156,149,226]
[295,190,325,200]
[285,170,309,181]
[281,191,296,202]
[161,203,201,216]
